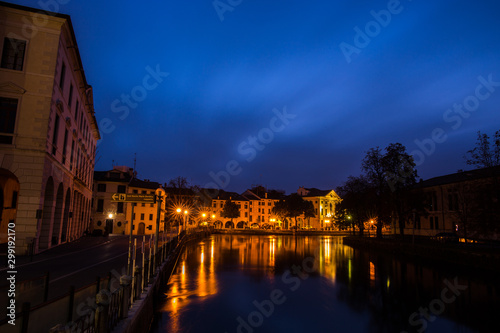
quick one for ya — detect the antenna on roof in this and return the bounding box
[133,153,137,178]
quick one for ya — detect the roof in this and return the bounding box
[417,166,500,188]
[213,190,247,201]
[94,170,133,183]
[299,188,334,197]
[129,178,160,190]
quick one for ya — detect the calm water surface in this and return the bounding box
[150,235,499,333]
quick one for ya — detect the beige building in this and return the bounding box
[209,187,341,230]
[0,3,99,253]
[92,167,166,236]
[297,187,341,230]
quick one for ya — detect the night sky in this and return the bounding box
[10,0,500,193]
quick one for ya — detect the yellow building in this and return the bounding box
[0,3,99,253]
[209,187,342,230]
[92,167,166,236]
[297,187,342,230]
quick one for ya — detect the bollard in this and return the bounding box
[119,275,132,319]
[95,290,110,333]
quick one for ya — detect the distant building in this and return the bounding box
[92,166,134,235]
[297,187,341,230]
[92,167,166,236]
[407,166,500,240]
[0,2,99,253]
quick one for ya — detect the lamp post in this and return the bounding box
[184,210,188,233]
[176,208,182,235]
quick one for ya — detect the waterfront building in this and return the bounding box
[0,2,99,253]
[407,166,500,240]
[297,187,342,230]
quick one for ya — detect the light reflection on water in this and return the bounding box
[150,234,498,333]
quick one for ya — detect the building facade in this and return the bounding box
[92,167,166,236]
[405,166,500,239]
[209,187,340,230]
[0,3,99,253]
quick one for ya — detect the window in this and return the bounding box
[52,115,60,155]
[434,217,439,229]
[149,214,153,221]
[75,100,79,118]
[68,84,73,107]
[150,203,154,207]
[141,203,145,207]
[70,140,74,170]
[245,212,248,217]
[62,129,68,164]
[133,190,138,194]
[97,199,104,212]
[0,97,18,144]
[1,38,26,71]
[97,184,106,192]
[117,202,124,214]
[430,217,434,229]
[140,213,144,220]
[117,185,126,193]
[59,62,66,90]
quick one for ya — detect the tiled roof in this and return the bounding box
[129,178,160,190]
[300,188,333,197]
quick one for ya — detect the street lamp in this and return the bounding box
[176,208,182,235]
[184,210,188,233]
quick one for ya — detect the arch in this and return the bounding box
[39,177,54,250]
[250,223,260,229]
[214,220,223,229]
[52,183,64,245]
[225,221,234,229]
[138,222,146,235]
[0,169,20,244]
[236,221,246,229]
[61,189,71,242]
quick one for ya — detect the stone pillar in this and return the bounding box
[119,275,132,319]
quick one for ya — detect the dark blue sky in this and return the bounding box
[12,0,500,193]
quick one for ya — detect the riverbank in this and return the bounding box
[212,229,352,236]
[343,235,500,273]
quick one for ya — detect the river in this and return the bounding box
[150,234,498,332]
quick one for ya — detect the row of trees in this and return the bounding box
[335,129,500,239]
[335,143,420,237]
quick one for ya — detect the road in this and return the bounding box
[0,232,177,319]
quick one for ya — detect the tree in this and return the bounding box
[303,200,316,228]
[362,147,390,238]
[360,143,420,237]
[465,130,500,169]
[284,194,308,229]
[382,143,419,236]
[272,200,288,227]
[336,175,375,236]
[221,199,240,227]
[168,176,189,189]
